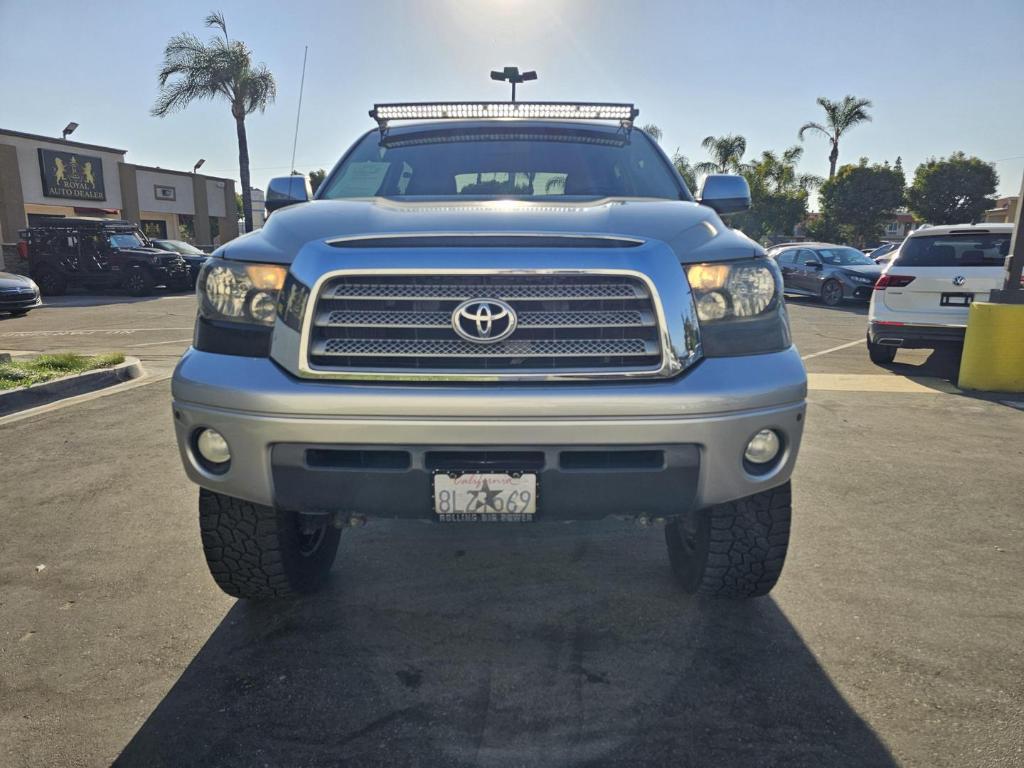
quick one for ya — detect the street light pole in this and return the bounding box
[992,171,1024,304]
[489,67,537,102]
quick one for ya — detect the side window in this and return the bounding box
[798,249,818,264]
[777,249,795,265]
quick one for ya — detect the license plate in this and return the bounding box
[433,472,537,522]
[941,292,974,306]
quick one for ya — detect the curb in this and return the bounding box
[0,357,144,417]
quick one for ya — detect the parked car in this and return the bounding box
[867,223,1013,364]
[151,239,209,288]
[18,218,191,297]
[869,241,901,264]
[0,271,41,316]
[171,100,807,601]
[769,242,882,305]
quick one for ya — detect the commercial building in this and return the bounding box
[983,195,1020,224]
[0,127,239,259]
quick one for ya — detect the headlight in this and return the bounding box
[197,259,288,326]
[684,259,791,357]
[685,260,777,322]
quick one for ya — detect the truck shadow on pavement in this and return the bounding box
[783,295,870,316]
[114,522,896,768]
[38,291,194,309]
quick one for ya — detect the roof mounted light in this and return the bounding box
[369,101,639,133]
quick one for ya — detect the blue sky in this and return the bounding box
[2,0,1022,203]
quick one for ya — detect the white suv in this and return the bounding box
[867,223,1014,364]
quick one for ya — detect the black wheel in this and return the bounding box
[820,279,843,306]
[665,482,791,598]
[199,489,341,599]
[34,267,67,296]
[123,268,154,297]
[867,335,897,365]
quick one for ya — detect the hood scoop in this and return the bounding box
[326,233,644,249]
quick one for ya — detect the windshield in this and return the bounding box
[108,232,146,249]
[897,233,1011,267]
[817,247,875,266]
[320,126,687,200]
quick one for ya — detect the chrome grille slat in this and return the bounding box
[323,282,645,300]
[316,309,653,329]
[305,273,664,376]
[313,338,658,358]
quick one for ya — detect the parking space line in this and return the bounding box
[0,327,194,338]
[126,337,193,348]
[801,339,864,361]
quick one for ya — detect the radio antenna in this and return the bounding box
[289,45,309,174]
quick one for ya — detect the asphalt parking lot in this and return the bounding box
[1,292,1022,767]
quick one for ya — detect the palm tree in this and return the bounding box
[695,134,747,176]
[798,95,873,179]
[640,123,663,143]
[152,11,276,233]
[670,150,698,192]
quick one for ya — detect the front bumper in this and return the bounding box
[152,262,192,285]
[171,346,807,518]
[841,279,876,300]
[0,292,41,312]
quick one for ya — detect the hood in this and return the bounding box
[0,271,34,288]
[215,198,763,265]
[838,264,883,277]
[119,247,184,259]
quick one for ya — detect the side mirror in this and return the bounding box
[265,175,312,213]
[697,174,751,215]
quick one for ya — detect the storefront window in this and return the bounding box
[178,214,195,244]
[141,220,168,239]
[209,216,220,245]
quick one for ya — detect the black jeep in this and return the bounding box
[18,217,192,296]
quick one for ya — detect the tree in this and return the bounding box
[798,95,873,178]
[640,123,663,143]
[153,11,277,234]
[906,152,997,225]
[670,151,698,193]
[813,159,905,247]
[308,168,326,194]
[695,134,746,175]
[732,147,817,241]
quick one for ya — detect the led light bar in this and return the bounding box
[370,101,639,127]
[381,130,629,149]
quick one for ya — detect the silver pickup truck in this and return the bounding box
[171,102,807,601]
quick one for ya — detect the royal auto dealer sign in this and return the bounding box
[38,148,106,201]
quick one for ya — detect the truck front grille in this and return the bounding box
[305,273,664,376]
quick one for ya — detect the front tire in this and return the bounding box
[199,489,341,599]
[665,482,791,598]
[123,268,154,297]
[820,279,843,306]
[867,335,897,364]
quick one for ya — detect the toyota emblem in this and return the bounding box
[952,275,966,286]
[452,299,517,343]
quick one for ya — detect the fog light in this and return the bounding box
[744,429,781,465]
[196,428,231,465]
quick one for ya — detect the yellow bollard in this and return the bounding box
[958,302,1024,393]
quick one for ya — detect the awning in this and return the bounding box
[73,207,120,215]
